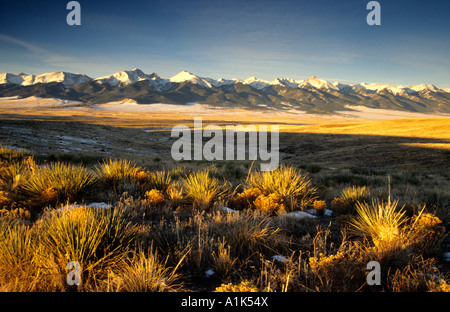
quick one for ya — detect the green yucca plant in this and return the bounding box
[94,159,139,190]
[20,162,95,204]
[246,165,316,210]
[182,170,226,210]
[37,206,135,289]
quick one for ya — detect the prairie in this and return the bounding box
[0,100,449,292]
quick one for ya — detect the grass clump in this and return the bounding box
[105,247,183,292]
[0,222,35,290]
[182,170,227,210]
[350,199,408,258]
[246,165,316,211]
[20,162,95,205]
[94,159,139,191]
[36,206,135,290]
[331,185,370,215]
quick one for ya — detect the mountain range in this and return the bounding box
[1,68,450,114]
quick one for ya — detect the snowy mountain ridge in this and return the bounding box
[1,69,449,95]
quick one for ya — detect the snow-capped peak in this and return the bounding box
[271,78,301,88]
[0,71,91,88]
[169,70,213,88]
[95,68,154,86]
[243,76,270,89]
[408,84,440,93]
[354,82,409,96]
[34,71,91,87]
[299,76,339,90]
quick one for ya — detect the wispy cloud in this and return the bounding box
[0,33,74,65]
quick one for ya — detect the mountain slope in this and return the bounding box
[1,69,449,114]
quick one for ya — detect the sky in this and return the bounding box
[0,0,449,87]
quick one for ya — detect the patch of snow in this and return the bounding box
[272,255,289,263]
[169,70,213,89]
[299,76,339,90]
[243,76,270,89]
[222,206,238,213]
[205,269,215,278]
[87,202,113,209]
[306,208,333,216]
[281,211,317,220]
[336,105,450,119]
[444,252,450,262]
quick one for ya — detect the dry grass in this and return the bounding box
[0,113,449,292]
[246,165,316,211]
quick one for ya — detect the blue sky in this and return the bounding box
[0,0,449,87]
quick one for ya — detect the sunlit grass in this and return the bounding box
[246,165,316,210]
[94,159,139,190]
[181,170,227,210]
[36,206,135,290]
[20,162,95,204]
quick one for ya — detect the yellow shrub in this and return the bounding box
[214,280,258,292]
[0,207,31,219]
[411,213,445,254]
[144,189,165,206]
[235,188,262,208]
[253,193,285,216]
[0,191,10,208]
[135,170,149,183]
[313,200,327,215]
[309,252,366,291]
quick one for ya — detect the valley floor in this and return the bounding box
[0,97,449,293]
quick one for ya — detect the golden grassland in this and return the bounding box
[0,104,449,292]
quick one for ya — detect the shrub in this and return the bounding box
[182,170,226,210]
[20,162,95,205]
[313,200,327,216]
[0,191,10,208]
[247,165,316,211]
[144,189,165,206]
[308,251,366,291]
[410,212,445,255]
[253,193,286,216]
[234,188,262,209]
[214,280,258,292]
